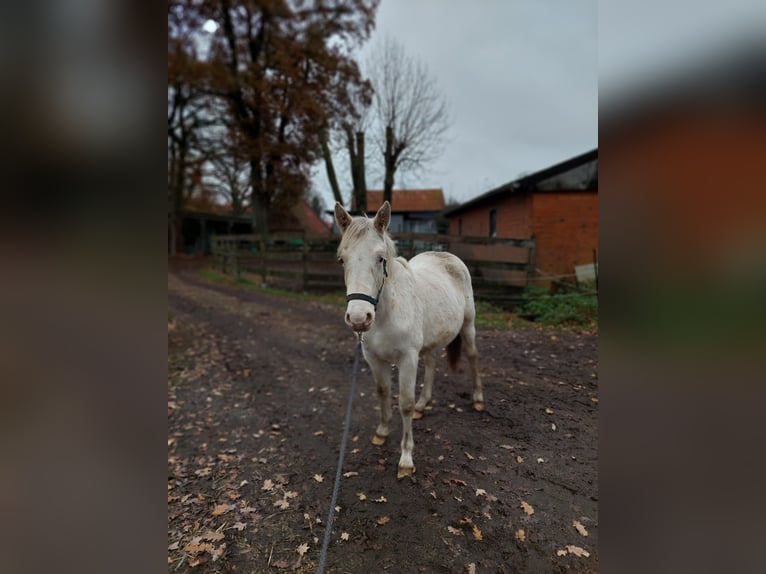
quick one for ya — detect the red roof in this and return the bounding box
[292,200,331,235]
[364,189,445,213]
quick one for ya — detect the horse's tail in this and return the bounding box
[446,334,462,372]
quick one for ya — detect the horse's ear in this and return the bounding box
[374,201,391,233]
[334,202,352,233]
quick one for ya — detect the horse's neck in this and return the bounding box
[376,260,413,324]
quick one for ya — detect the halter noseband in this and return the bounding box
[345,258,388,310]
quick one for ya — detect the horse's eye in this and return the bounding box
[378,256,384,264]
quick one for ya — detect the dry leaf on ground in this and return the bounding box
[340,532,349,541]
[573,520,589,537]
[313,474,324,483]
[447,526,463,535]
[520,501,535,515]
[515,528,526,542]
[296,542,309,556]
[471,524,483,540]
[261,479,274,491]
[376,516,390,525]
[211,504,230,516]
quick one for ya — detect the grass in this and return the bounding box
[199,268,348,307]
[200,268,525,329]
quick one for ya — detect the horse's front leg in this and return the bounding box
[366,354,392,446]
[396,350,419,478]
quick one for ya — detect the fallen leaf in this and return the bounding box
[515,528,526,542]
[183,542,214,555]
[551,423,557,431]
[230,522,246,531]
[520,501,535,515]
[211,504,231,516]
[313,474,324,483]
[499,444,513,450]
[573,520,589,537]
[557,549,568,556]
[376,516,390,525]
[373,496,387,503]
[284,490,298,499]
[516,456,524,464]
[313,430,325,436]
[537,457,545,463]
[340,532,349,541]
[566,545,590,557]
[591,397,599,403]
[475,488,487,497]
[465,452,475,461]
[201,531,224,542]
[262,479,274,491]
[274,499,290,510]
[168,541,179,551]
[467,563,476,574]
[447,526,463,535]
[343,471,359,478]
[296,542,309,556]
[210,543,226,561]
[471,524,483,541]
[357,492,367,501]
[545,408,554,414]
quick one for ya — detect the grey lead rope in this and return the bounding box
[316,336,363,574]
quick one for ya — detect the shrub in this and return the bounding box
[517,285,598,326]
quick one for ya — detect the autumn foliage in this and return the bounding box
[168,0,379,246]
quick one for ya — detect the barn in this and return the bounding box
[355,188,446,233]
[444,149,598,285]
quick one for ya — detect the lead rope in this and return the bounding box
[316,334,363,574]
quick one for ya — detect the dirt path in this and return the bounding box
[168,270,598,573]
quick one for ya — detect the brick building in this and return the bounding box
[444,149,598,284]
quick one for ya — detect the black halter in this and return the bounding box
[345,258,388,309]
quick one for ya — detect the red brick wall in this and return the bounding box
[530,191,598,280]
[449,194,532,238]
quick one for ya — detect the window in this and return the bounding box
[489,209,497,238]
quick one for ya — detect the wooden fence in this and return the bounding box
[210,232,536,307]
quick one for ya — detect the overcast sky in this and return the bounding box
[312,0,598,209]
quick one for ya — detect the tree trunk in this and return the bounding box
[320,128,343,205]
[383,125,395,206]
[251,158,269,238]
[355,130,367,213]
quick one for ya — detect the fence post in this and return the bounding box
[526,235,536,288]
[302,231,309,292]
[232,238,239,279]
[259,237,267,286]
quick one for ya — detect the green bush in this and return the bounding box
[517,285,598,326]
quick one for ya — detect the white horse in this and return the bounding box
[334,201,484,479]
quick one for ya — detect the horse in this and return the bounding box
[334,200,484,479]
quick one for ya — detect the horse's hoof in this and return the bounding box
[372,434,387,446]
[397,466,415,479]
[473,401,485,412]
[412,410,424,420]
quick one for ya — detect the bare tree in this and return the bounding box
[367,36,451,205]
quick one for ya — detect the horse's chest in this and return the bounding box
[362,331,417,364]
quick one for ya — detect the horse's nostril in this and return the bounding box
[366,312,372,322]
[345,313,351,322]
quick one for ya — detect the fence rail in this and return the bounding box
[210,231,536,307]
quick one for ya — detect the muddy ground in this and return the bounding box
[168,268,598,573]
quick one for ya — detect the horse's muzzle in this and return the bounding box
[345,303,374,332]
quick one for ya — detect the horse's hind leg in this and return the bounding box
[396,350,418,478]
[414,351,435,419]
[367,354,392,445]
[462,321,484,411]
